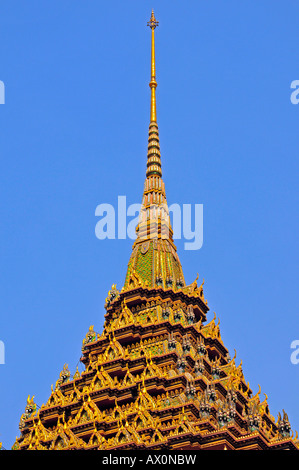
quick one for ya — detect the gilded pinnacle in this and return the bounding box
[147,10,159,30]
[148,11,158,123]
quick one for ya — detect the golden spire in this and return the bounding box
[123,11,185,292]
[147,10,159,123]
[145,11,162,179]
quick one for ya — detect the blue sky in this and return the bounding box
[0,1,298,448]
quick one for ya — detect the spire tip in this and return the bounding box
[147,10,159,29]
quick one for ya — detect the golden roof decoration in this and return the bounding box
[12,11,298,452]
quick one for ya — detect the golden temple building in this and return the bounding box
[12,12,298,451]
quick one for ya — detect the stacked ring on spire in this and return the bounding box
[146,122,162,178]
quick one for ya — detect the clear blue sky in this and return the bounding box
[0,1,298,448]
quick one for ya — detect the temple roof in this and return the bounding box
[11,11,298,453]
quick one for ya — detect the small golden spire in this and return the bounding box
[147,10,159,123]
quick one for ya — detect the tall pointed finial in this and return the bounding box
[147,9,159,30]
[147,10,159,123]
[123,11,185,292]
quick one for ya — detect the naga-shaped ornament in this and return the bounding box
[55,363,71,390]
[19,395,37,430]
